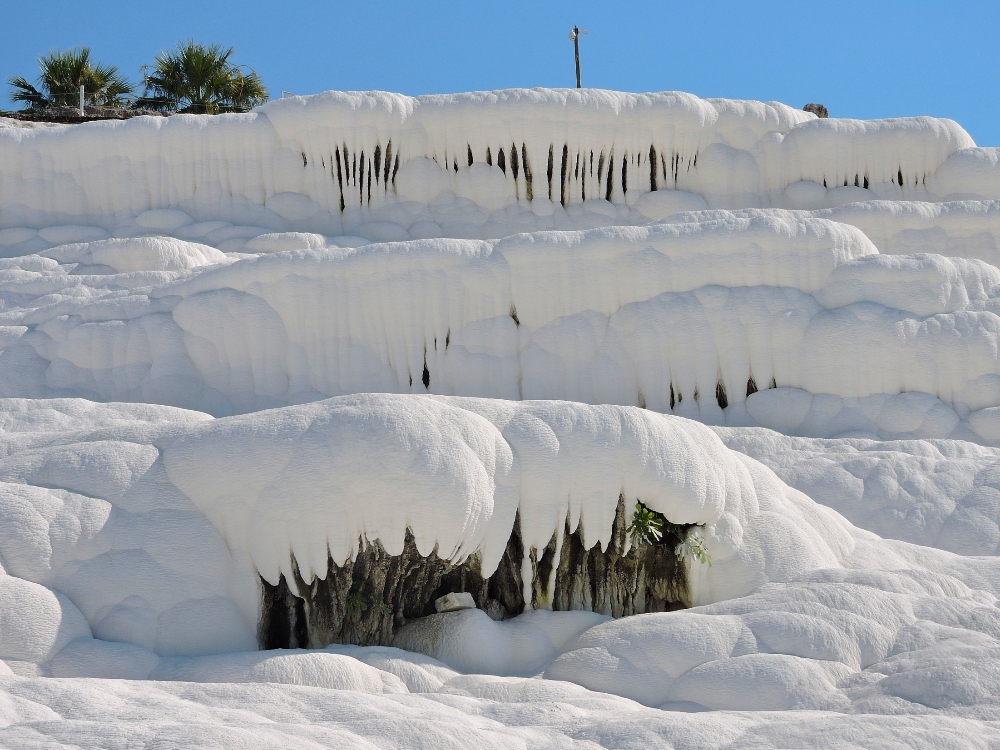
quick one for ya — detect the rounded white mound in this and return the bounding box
[160,393,856,604]
[42,236,226,273]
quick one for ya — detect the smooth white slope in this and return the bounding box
[715,427,1000,555]
[3,671,997,749]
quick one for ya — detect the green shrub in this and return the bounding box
[136,41,267,114]
[8,48,133,110]
[627,501,711,566]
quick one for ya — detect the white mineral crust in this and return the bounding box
[2,87,1000,748]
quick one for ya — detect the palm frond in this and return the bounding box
[7,47,135,110]
[7,76,46,108]
[140,41,267,114]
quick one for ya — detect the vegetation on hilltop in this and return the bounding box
[5,42,268,118]
[135,42,268,114]
[8,48,133,109]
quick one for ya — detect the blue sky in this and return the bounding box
[3,0,998,145]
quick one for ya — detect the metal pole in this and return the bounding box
[79,85,85,116]
[573,26,581,88]
[569,27,587,88]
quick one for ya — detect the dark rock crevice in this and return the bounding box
[533,494,689,617]
[259,496,691,648]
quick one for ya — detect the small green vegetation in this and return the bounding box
[627,501,664,548]
[345,591,391,622]
[676,526,712,567]
[345,592,368,621]
[627,500,712,566]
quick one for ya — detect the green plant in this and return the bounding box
[627,500,664,548]
[627,501,711,566]
[135,41,267,114]
[345,591,391,622]
[345,592,368,621]
[8,48,133,110]
[677,528,712,567]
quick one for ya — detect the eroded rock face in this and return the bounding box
[259,496,691,648]
[538,497,690,618]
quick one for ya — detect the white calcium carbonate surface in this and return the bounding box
[3,87,1000,748]
[4,215,1000,446]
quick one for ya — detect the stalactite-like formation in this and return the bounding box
[259,496,690,648]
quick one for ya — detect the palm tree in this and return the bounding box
[8,48,133,110]
[136,41,268,114]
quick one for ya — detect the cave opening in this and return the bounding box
[258,495,692,648]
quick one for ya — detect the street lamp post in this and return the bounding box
[569,26,588,88]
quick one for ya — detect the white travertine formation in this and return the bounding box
[3,215,1000,444]
[0,89,991,241]
[3,88,1000,745]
